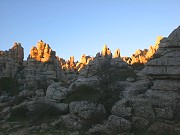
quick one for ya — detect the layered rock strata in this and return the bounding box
[0,43,24,77]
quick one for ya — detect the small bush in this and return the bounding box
[8,106,28,121]
[100,68,137,82]
[63,85,99,103]
[132,63,145,70]
[30,103,61,123]
[13,96,28,105]
[0,77,18,96]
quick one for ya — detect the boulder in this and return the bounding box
[111,99,132,118]
[154,107,173,120]
[151,80,180,91]
[133,105,155,122]
[18,90,35,98]
[148,122,180,135]
[69,101,106,121]
[132,116,149,130]
[107,115,131,133]
[123,79,152,98]
[145,89,179,108]
[46,82,68,101]
[35,89,45,97]
[68,76,100,92]
[59,114,83,130]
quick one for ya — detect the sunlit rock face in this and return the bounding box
[123,36,163,65]
[0,43,24,62]
[25,40,64,90]
[101,44,112,58]
[29,40,56,62]
[0,43,24,77]
[113,48,120,58]
[62,56,76,72]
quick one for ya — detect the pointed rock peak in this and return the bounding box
[103,44,108,49]
[113,48,120,58]
[80,54,87,64]
[29,40,56,62]
[38,40,43,43]
[101,44,112,58]
[0,42,24,62]
[70,56,74,63]
[156,36,163,45]
[168,26,180,44]
[13,42,22,47]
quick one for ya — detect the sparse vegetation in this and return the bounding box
[132,63,145,70]
[29,103,61,124]
[63,85,100,103]
[8,106,29,121]
[0,77,18,96]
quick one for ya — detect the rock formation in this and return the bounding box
[123,36,163,64]
[25,40,65,90]
[0,43,24,77]
[113,48,120,58]
[101,44,112,58]
[29,40,56,62]
[0,26,180,135]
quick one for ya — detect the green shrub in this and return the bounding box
[64,85,100,103]
[98,68,137,83]
[8,106,28,121]
[13,96,28,105]
[131,63,145,70]
[0,77,18,96]
[30,103,61,123]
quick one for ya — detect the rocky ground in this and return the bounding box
[0,26,180,135]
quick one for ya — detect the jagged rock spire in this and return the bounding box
[113,48,120,58]
[29,40,56,62]
[101,44,112,58]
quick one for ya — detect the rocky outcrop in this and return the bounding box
[140,26,180,132]
[0,42,24,62]
[24,40,64,90]
[123,36,163,64]
[1,26,180,135]
[69,101,106,120]
[62,56,76,72]
[106,27,180,135]
[113,48,120,58]
[101,44,112,58]
[79,45,128,78]
[0,43,24,77]
[29,40,56,62]
[46,82,68,101]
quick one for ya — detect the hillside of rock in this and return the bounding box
[0,26,179,135]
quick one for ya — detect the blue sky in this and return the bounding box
[0,0,179,61]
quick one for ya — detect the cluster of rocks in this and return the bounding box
[0,43,24,77]
[123,36,163,64]
[0,26,180,135]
